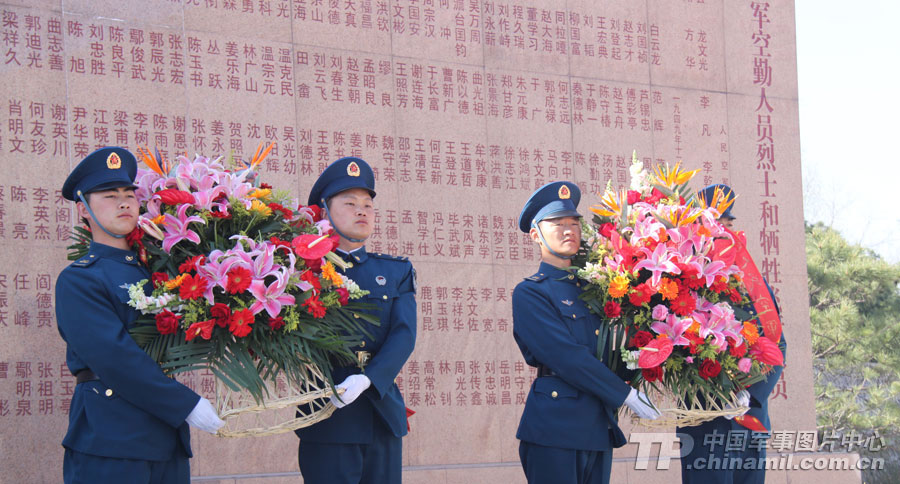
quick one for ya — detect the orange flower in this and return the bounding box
[741,321,760,345]
[658,278,679,301]
[321,261,342,286]
[608,275,630,298]
[165,273,188,290]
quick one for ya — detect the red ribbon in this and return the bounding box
[722,228,782,344]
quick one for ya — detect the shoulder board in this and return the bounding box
[524,272,548,282]
[70,256,98,268]
[370,252,409,263]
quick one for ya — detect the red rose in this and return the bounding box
[178,274,208,301]
[644,188,666,204]
[151,272,169,287]
[268,316,285,330]
[228,308,255,338]
[156,188,195,205]
[336,287,350,306]
[599,223,616,239]
[225,267,252,294]
[698,358,722,380]
[642,365,663,382]
[210,303,231,327]
[628,283,654,306]
[155,310,181,335]
[627,190,642,205]
[671,291,697,316]
[630,330,653,349]
[603,301,621,318]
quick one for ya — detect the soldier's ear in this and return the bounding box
[529,227,541,245]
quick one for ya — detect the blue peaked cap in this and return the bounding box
[518,181,582,233]
[61,147,138,201]
[307,157,376,206]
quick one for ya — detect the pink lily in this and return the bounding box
[633,242,681,287]
[161,204,206,253]
[248,269,296,318]
[650,314,692,346]
[697,259,727,287]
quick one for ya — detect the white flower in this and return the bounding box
[622,350,642,370]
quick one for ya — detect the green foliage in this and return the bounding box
[806,222,900,482]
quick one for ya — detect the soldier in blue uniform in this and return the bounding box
[513,181,660,484]
[677,184,787,484]
[55,147,224,484]
[295,157,417,484]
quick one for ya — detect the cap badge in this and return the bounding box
[558,184,570,200]
[107,152,122,169]
[375,275,386,286]
[561,299,573,306]
[347,161,361,177]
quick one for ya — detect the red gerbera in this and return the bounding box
[711,276,730,293]
[303,295,327,318]
[225,267,252,294]
[628,283,654,306]
[228,308,255,337]
[178,255,205,274]
[729,339,748,357]
[268,316,285,330]
[685,332,705,354]
[300,270,322,292]
[179,274,208,300]
[728,288,743,303]
[210,303,231,327]
[671,290,697,316]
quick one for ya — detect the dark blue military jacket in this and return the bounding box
[296,247,417,444]
[55,242,200,461]
[513,262,632,452]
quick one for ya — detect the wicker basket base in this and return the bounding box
[213,365,343,438]
[628,391,748,428]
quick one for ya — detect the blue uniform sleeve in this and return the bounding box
[512,283,632,408]
[364,263,416,399]
[56,269,200,428]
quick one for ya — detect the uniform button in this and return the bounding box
[125,255,133,261]
[382,295,388,300]
[353,313,360,319]
[89,255,95,258]
[572,314,576,319]
[105,389,113,397]
[360,341,366,348]
[595,329,600,336]
[551,391,558,399]
[568,275,574,280]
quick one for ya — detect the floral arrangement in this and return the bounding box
[576,153,783,418]
[68,145,373,404]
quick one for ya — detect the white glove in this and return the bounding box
[186,397,225,434]
[624,388,661,420]
[330,374,372,409]
[724,390,751,420]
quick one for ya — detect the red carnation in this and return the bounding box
[156,188,195,205]
[179,274,208,300]
[336,287,350,306]
[126,227,144,246]
[729,288,743,303]
[671,291,697,316]
[630,330,653,349]
[642,365,663,382]
[209,209,232,219]
[698,358,722,380]
[711,276,730,293]
[185,319,215,341]
[178,255,205,274]
[269,236,292,250]
[599,223,616,239]
[603,301,621,318]
[210,303,231,327]
[151,272,169,287]
[627,190,642,205]
[228,308,255,337]
[225,267,252,294]
[729,340,747,358]
[268,316,285,330]
[155,310,181,335]
[686,332,705,354]
[300,270,322,291]
[628,283,654,306]
[303,295,327,318]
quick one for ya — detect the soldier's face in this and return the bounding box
[77,187,139,236]
[328,188,375,242]
[719,217,734,229]
[534,216,582,257]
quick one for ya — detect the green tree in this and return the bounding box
[806,222,900,482]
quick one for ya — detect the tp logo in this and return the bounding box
[629,432,695,470]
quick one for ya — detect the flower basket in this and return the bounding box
[576,152,783,426]
[69,145,373,437]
